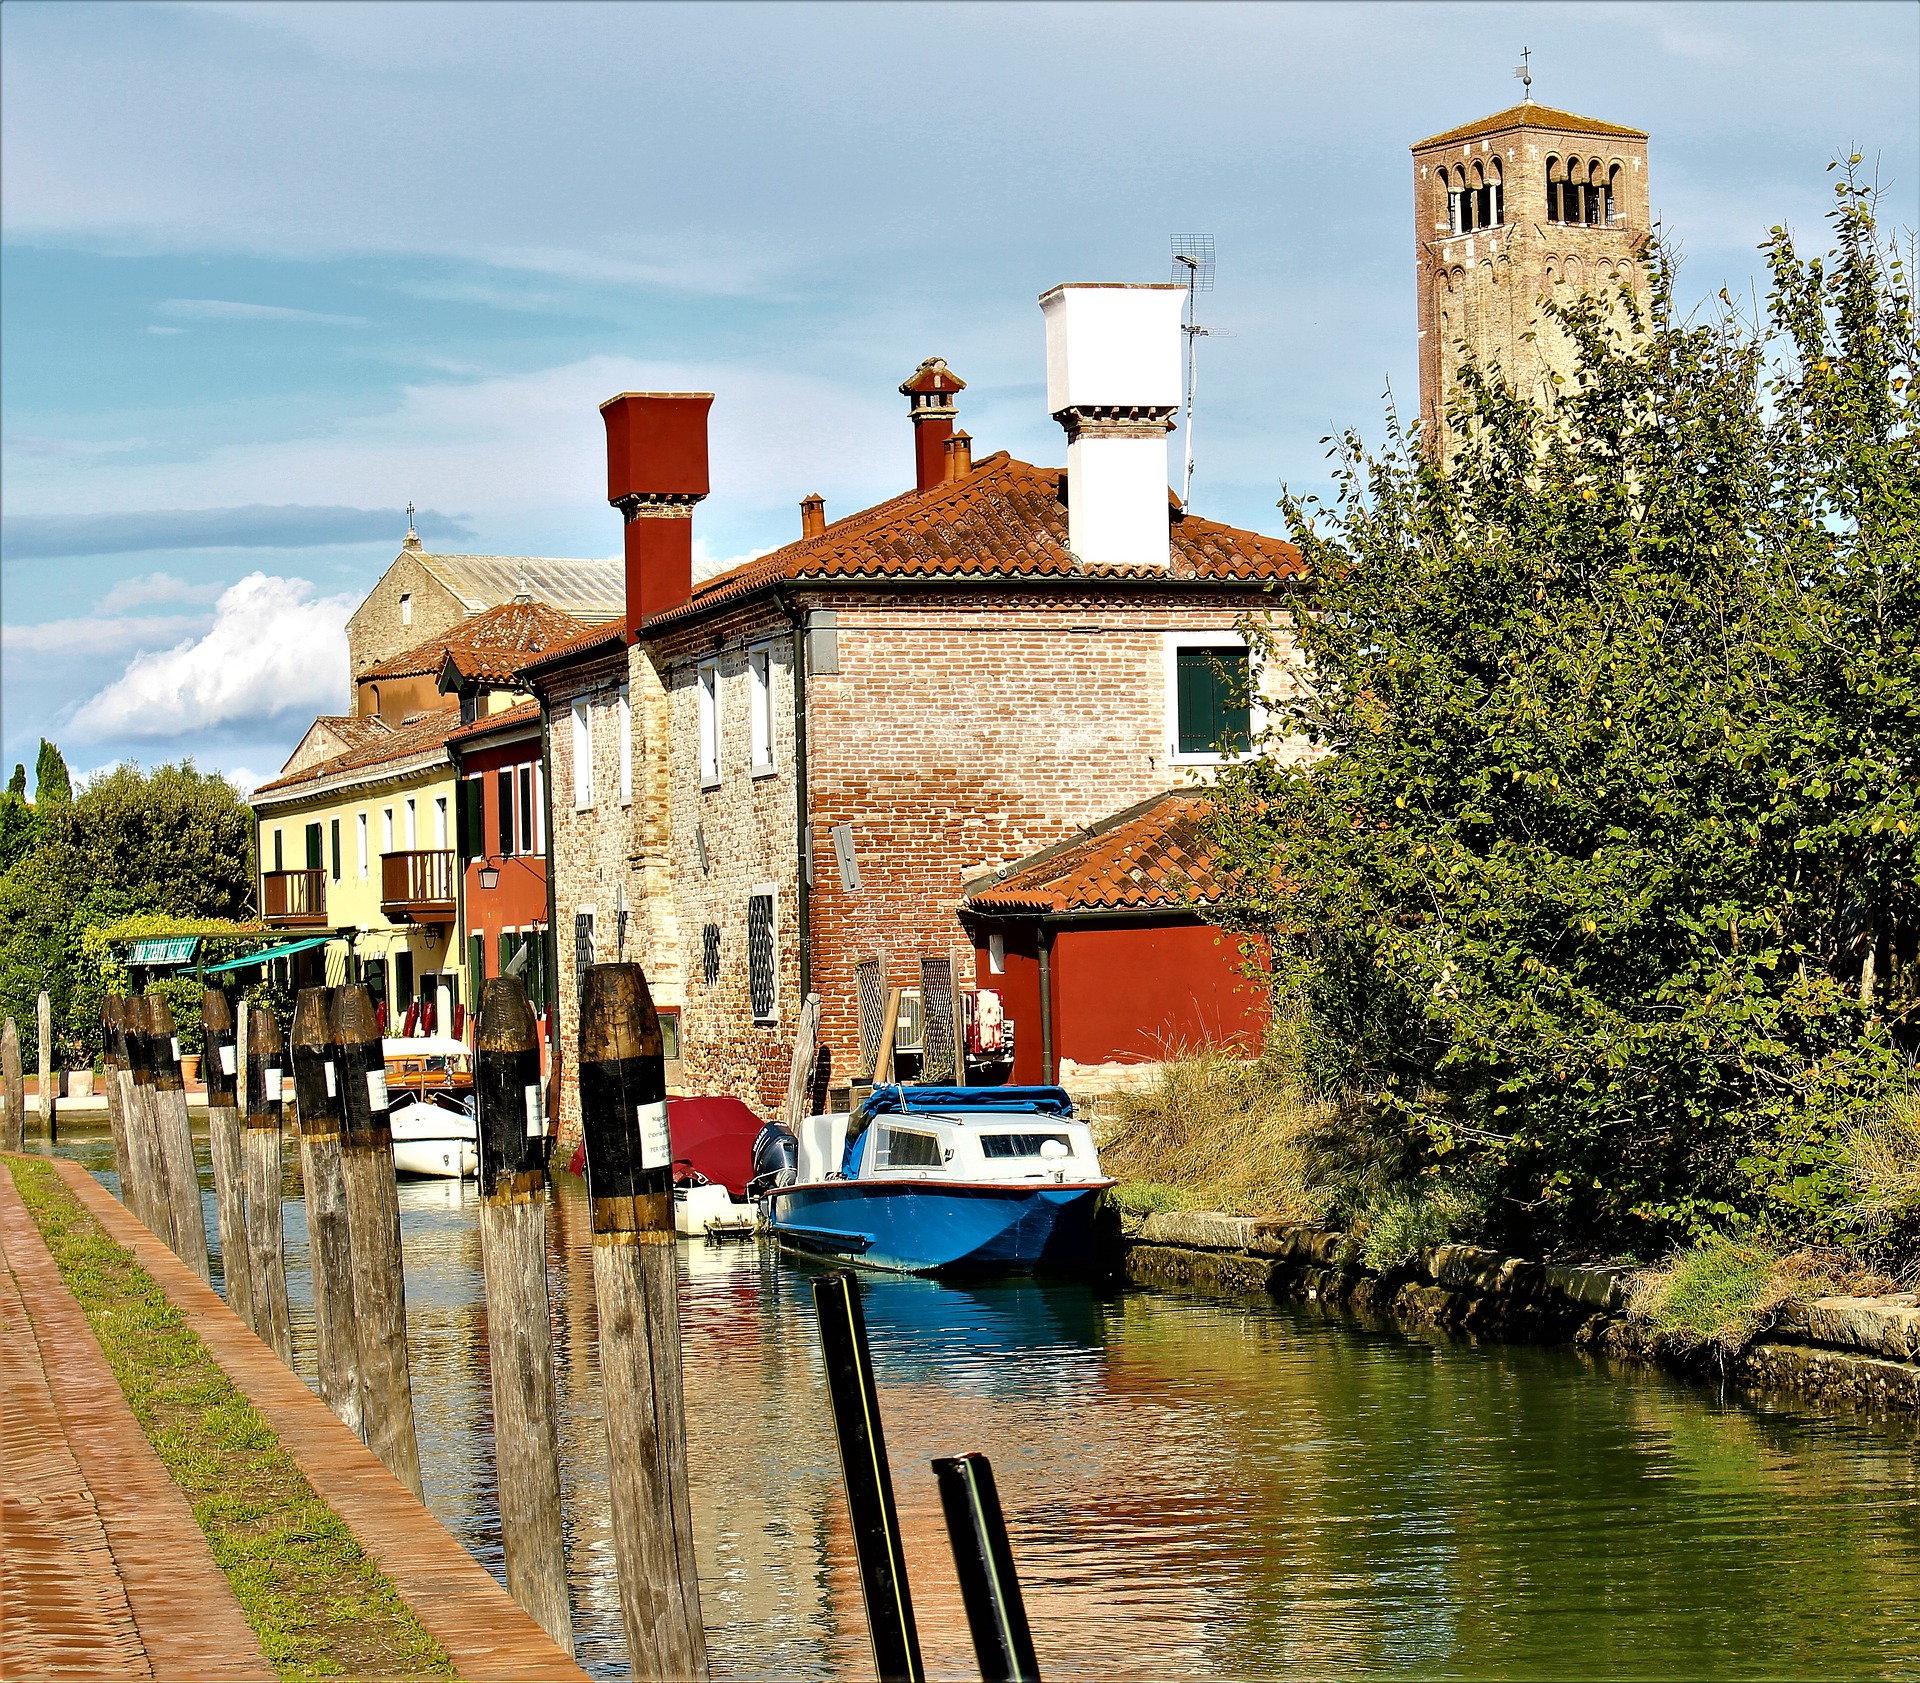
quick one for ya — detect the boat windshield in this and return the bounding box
[979,1132,1073,1159]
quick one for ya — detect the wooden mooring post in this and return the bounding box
[101,996,132,1192]
[475,974,574,1653]
[577,962,707,1682]
[202,989,255,1333]
[147,993,211,1283]
[37,989,56,1145]
[292,986,363,1438]
[243,1005,294,1365]
[1,1017,22,1153]
[334,984,423,1499]
[118,995,172,1242]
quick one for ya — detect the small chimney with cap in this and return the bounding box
[1039,283,1185,568]
[800,493,826,539]
[600,391,713,638]
[943,430,973,482]
[899,357,966,493]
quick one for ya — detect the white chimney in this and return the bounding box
[1039,283,1186,568]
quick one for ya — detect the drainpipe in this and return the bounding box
[1037,920,1055,1086]
[776,591,812,999]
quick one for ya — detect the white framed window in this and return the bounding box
[404,797,418,848]
[382,807,395,853]
[433,795,448,850]
[696,660,720,788]
[748,644,776,775]
[572,699,594,809]
[617,683,633,806]
[1164,631,1262,767]
[746,884,777,1024]
[988,932,1006,975]
[400,591,413,626]
[356,812,369,879]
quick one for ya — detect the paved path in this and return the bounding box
[0,1164,272,1681]
[47,1157,591,1683]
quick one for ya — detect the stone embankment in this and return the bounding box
[1124,1211,1920,1414]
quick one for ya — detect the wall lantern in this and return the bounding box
[478,864,501,890]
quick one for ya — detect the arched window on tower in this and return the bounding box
[1546,157,1565,223]
[1605,163,1621,225]
[1446,168,1464,235]
[1490,158,1505,227]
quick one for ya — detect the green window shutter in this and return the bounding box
[459,777,484,863]
[330,818,342,881]
[497,770,515,856]
[273,829,283,872]
[470,935,485,990]
[1176,646,1251,755]
[305,822,323,870]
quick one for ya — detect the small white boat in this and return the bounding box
[390,1098,479,1179]
[675,1178,757,1240]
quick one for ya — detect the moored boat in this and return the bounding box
[382,1036,479,1177]
[760,1085,1113,1275]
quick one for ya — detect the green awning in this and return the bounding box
[202,935,334,974]
[128,936,200,966]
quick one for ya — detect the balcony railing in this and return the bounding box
[262,869,327,927]
[381,849,457,923]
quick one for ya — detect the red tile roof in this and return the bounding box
[963,791,1225,916]
[515,618,628,683]
[359,600,585,683]
[1413,102,1647,150]
[642,451,1303,630]
[443,698,543,749]
[252,706,461,798]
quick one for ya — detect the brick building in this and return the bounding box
[524,283,1306,1131]
[1413,97,1651,432]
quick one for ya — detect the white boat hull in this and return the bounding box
[389,1100,478,1179]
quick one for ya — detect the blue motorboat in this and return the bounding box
[758,1085,1114,1276]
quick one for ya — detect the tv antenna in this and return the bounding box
[1170,235,1213,509]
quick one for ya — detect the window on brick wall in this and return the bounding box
[748,645,775,775]
[572,700,594,809]
[697,661,720,786]
[747,890,776,1023]
[701,922,721,987]
[618,684,633,805]
[575,908,596,978]
[1167,634,1257,763]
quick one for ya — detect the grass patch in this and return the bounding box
[1844,1089,1920,1273]
[1109,1180,1190,1217]
[7,1158,452,1682]
[1355,1183,1478,1273]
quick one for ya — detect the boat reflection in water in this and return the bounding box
[54,1126,1920,1682]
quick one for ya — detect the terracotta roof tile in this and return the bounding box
[642,452,1302,630]
[515,618,628,684]
[251,706,460,798]
[359,601,587,683]
[443,698,543,748]
[1413,102,1647,150]
[964,791,1226,916]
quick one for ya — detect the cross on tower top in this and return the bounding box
[1514,46,1533,101]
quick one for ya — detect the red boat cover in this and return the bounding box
[565,1094,765,1197]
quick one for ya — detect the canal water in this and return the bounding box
[55,1124,1920,1681]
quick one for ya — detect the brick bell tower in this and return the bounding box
[1413,91,1651,436]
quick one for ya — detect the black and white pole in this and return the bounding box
[932,1454,1042,1683]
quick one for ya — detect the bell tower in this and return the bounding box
[1413,96,1651,435]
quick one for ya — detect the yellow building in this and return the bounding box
[251,601,587,1028]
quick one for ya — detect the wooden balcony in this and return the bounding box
[381,849,457,923]
[262,869,327,927]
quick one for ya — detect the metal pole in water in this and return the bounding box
[811,1268,925,1683]
[475,973,574,1654]
[932,1453,1043,1683]
[292,986,363,1439]
[578,961,708,1683]
[148,992,212,1283]
[334,984,423,1498]
[202,988,254,1332]
[243,1006,295,1365]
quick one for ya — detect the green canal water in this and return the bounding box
[58,1125,1920,1681]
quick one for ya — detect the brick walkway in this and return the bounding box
[0,1165,271,1681]
[46,1157,591,1683]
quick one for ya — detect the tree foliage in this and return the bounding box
[1208,169,1917,1258]
[33,739,71,805]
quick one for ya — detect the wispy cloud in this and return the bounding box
[0,504,472,559]
[2,613,210,658]
[98,571,225,613]
[69,573,355,740]
[156,297,367,326]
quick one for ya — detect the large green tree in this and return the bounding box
[1208,169,1917,1257]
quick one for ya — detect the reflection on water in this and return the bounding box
[57,1126,1920,1681]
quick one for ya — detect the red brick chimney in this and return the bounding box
[899,358,966,493]
[800,492,826,538]
[600,391,713,638]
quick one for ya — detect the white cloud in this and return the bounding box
[1,613,209,657]
[69,572,354,741]
[98,571,224,613]
[156,297,367,326]
[147,324,187,335]
[693,539,775,584]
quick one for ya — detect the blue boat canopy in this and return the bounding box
[859,1085,1075,1120]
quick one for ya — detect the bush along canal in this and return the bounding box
[44,1120,1920,1681]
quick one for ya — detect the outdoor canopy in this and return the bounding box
[201,935,333,974]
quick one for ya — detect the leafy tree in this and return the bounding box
[1207,168,1916,1258]
[7,764,25,797]
[0,787,34,874]
[34,739,71,805]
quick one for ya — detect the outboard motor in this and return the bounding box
[746,1120,798,1198]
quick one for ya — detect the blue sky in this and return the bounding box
[3,1,1915,792]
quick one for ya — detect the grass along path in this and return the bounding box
[7,1157,453,1682]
